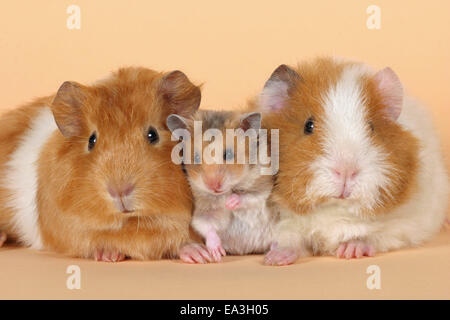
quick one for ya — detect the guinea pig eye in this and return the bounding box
[223,149,234,161]
[88,132,97,151]
[369,121,375,132]
[147,127,159,144]
[304,117,314,135]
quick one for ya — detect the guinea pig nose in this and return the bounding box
[333,169,342,177]
[349,169,360,180]
[108,184,135,199]
[333,166,359,180]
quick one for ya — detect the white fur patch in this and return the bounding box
[3,107,57,249]
[307,65,392,211]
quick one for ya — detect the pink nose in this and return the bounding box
[333,166,359,199]
[107,184,135,199]
[205,179,222,193]
[333,168,359,181]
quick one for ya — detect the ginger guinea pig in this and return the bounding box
[255,58,448,265]
[0,67,201,261]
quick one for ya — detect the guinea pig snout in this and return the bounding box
[107,183,135,213]
[332,163,360,199]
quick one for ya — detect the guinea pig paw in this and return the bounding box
[94,249,126,262]
[0,231,6,247]
[336,241,375,259]
[225,194,241,210]
[264,247,299,266]
[179,243,213,264]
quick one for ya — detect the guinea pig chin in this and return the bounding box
[307,158,387,211]
[111,195,135,214]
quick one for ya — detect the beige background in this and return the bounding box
[0,0,449,299]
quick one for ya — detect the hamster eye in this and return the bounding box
[194,152,201,164]
[88,132,97,151]
[147,127,159,144]
[224,149,234,161]
[369,121,375,132]
[304,118,314,135]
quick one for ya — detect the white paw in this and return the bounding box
[94,249,126,262]
[179,243,213,264]
[264,243,299,266]
[336,240,375,259]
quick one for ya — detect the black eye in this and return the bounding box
[369,121,375,132]
[88,132,97,151]
[304,118,314,135]
[194,152,201,164]
[147,127,159,144]
[224,149,234,161]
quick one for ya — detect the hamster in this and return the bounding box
[166,110,278,263]
[254,57,449,265]
[0,67,202,261]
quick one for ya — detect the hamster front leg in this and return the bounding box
[225,192,269,210]
[225,193,241,210]
[191,210,229,262]
[205,227,226,262]
[179,243,213,264]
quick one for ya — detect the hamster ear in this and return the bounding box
[240,112,261,131]
[51,81,86,138]
[166,114,189,133]
[373,67,403,121]
[158,70,201,117]
[259,64,301,112]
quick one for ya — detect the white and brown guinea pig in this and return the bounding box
[254,57,449,265]
[166,110,277,263]
[0,67,202,261]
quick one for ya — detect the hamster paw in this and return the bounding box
[0,231,6,247]
[94,249,126,262]
[179,243,213,264]
[336,240,375,259]
[207,244,226,263]
[205,229,226,262]
[264,244,299,266]
[225,193,241,210]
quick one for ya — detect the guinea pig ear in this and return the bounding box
[259,64,301,112]
[373,67,403,121]
[51,81,86,138]
[166,114,189,133]
[240,112,261,131]
[158,70,201,117]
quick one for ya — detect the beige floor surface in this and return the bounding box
[0,228,448,300]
